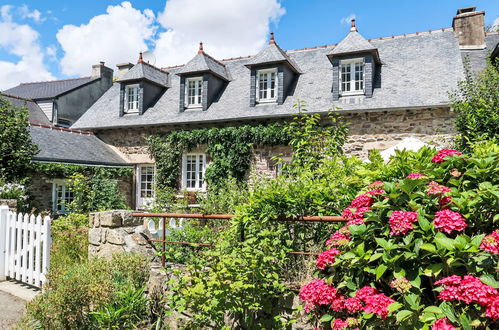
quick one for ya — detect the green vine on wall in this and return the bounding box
[147,124,291,189]
[32,162,133,179]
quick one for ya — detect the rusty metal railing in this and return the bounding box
[133,212,345,267]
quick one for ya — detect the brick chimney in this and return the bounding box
[452,7,486,50]
[116,62,134,79]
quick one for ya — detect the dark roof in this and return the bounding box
[4,77,99,100]
[460,33,499,74]
[1,93,51,125]
[116,62,169,86]
[177,47,230,81]
[328,30,380,63]
[72,28,473,130]
[245,39,301,73]
[29,124,128,166]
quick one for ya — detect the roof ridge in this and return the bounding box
[0,92,35,102]
[162,26,454,70]
[140,60,170,73]
[20,76,93,86]
[29,122,94,135]
[201,51,227,67]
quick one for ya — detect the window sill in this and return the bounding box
[124,111,139,115]
[185,105,203,110]
[256,99,277,105]
[340,92,365,97]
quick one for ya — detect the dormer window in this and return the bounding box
[125,84,140,113]
[340,59,364,95]
[186,77,203,108]
[256,68,277,103]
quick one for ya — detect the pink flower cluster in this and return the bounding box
[342,189,385,226]
[298,280,337,312]
[331,318,360,330]
[433,209,467,234]
[480,230,499,253]
[431,317,456,330]
[316,248,341,270]
[435,275,499,320]
[406,172,426,179]
[427,181,451,195]
[333,286,394,319]
[389,211,418,236]
[325,231,351,247]
[431,149,462,163]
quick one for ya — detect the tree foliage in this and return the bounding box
[0,96,38,181]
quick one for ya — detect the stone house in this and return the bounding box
[3,62,113,127]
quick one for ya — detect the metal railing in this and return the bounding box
[133,212,346,267]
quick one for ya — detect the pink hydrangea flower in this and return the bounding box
[480,230,499,253]
[342,206,369,226]
[332,318,347,330]
[331,295,345,312]
[355,286,378,301]
[435,275,499,307]
[316,248,341,270]
[486,297,499,320]
[433,209,467,234]
[389,211,418,236]
[299,280,337,310]
[427,181,452,195]
[406,172,426,179]
[431,317,456,330]
[435,275,462,286]
[344,297,363,314]
[349,194,374,209]
[363,294,395,319]
[439,195,452,209]
[325,231,351,247]
[431,149,462,163]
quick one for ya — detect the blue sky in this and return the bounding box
[0,0,497,90]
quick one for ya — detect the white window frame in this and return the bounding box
[52,179,74,214]
[125,84,140,114]
[256,68,278,103]
[339,58,365,96]
[181,153,206,191]
[185,77,203,109]
[136,165,156,209]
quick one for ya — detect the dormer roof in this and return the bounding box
[327,19,381,63]
[245,33,301,73]
[117,56,169,87]
[176,42,230,81]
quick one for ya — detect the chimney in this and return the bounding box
[91,62,113,88]
[116,62,134,79]
[452,7,486,50]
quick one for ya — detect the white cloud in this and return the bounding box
[154,0,285,66]
[0,5,54,90]
[46,45,57,61]
[56,1,156,76]
[491,17,499,32]
[18,5,44,23]
[340,13,356,25]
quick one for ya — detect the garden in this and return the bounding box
[0,59,497,329]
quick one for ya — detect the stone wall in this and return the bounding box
[0,199,17,211]
[29,174,53,212]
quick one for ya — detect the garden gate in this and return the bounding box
[0,205,51,288]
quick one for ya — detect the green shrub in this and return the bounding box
[0,181,29,211]
[23,254,149,329]
[299,146,499,329]
[50,213,89,271]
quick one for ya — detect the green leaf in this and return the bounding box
[375,238,389,249]
[480,274,499,289]
[459,312,472,330]
[418,214,431,231]
[422,306,442,314]
[435,234,455,251]
[419,243,437,253]
[387,302,403,312]
[369,253,383,262]
[439,301,458,323]
[319,314,333,322]
[396,310,413,322]
[471,234,486,248]
[375,264,388,280]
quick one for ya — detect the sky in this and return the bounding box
[0,0,498,90]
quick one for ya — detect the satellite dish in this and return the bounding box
[142,51,156,65]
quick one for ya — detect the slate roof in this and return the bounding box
[117,62,169,86]
[1,93,51,125]
[177,46,230,81]
[328,30,380,63]
[245,39,301,73]
[29,124,128,166]
[460,33,499,74]
[4,77,99,100]
[72,29,496,131]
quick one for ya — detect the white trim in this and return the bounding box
[256,68,278,103]
[124,84,140,114]
[181,153,206,192]
[185,77,203,108]
[51,180,73,214]
[339,58,364,96]
[136,164,156,209]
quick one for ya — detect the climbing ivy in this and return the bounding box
[147,124,291,189]
[32,162,132,179]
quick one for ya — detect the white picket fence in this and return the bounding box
[0,205,51,288]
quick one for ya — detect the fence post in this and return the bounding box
[0,205,8,281]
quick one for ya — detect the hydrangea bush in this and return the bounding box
[300,148,499,329]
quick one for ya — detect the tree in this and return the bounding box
[0,96,38,181]
[450,58,499,150]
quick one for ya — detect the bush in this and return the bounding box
[299,146,499,329]
[0,181,29,211]
[23,254,149,329]
[50,213,89,271]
